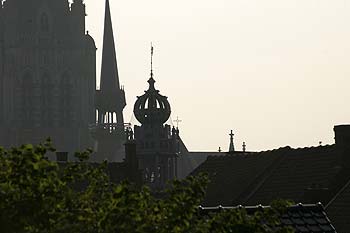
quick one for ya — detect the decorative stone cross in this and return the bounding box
[173,116,182,128]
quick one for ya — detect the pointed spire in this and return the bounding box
[97,0,125,125]
[100,0,120,94]
[229,130,235,153]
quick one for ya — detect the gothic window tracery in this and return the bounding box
[40,13,49,32]
[23,54,30,66]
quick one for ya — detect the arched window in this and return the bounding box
[40,13,49,32]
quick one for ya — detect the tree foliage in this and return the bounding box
[0,141,294,233]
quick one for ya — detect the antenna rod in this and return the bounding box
[151,43,154,78]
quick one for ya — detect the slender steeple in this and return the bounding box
[100,0,120,94]
[97,0,125,123]
[93,0,126,162]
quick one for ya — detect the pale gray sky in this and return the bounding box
[85,0,350,152]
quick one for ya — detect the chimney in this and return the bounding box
[334,125,350,149]
[334,125,350,168]
[56,152,68,162]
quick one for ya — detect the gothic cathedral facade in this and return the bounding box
[0,0,96,153]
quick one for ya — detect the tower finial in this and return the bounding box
[229,130,235,153]
[151,43,154,78]
[174,116,182,129]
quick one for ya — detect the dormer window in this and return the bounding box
[40,13,49,32]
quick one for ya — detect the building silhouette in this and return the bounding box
[0,0,96,153]
[0,0,127,161]
[192,125,350,232]
[91,0,126,162]
[132,52,180,189]
[1,1,348,231]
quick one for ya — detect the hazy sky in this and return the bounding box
[84,0,350,152]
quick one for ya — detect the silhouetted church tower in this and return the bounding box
[0,0,96,153]
[93,0,126,162]
[133,47,179,189]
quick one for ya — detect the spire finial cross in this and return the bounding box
[229,130,234,138]
[174,116,182,128]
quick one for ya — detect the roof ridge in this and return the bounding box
[257,144,335,153]
[325,176,350,209]
[239,149,290,205]
[191,145,334,158]
[199,202,323,209]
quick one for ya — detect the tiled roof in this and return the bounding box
[246,145,341,205]
[200,203,337,233]
[177,151,226,179]
[192,148,283,205]
[192,145,343,206]
[326,178,350,233]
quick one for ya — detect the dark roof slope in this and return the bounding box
[200,203,337,233]
[192,145,343,206]
[192,148,285,206]
[326,179,350,233]
[246,145,341,205]
[177,151,226,179]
